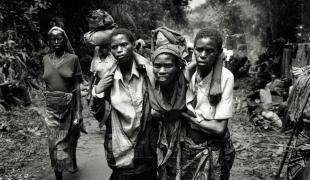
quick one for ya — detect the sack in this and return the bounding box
[151,27,187,52]
[84,27,116,46]
[87,9,115,31]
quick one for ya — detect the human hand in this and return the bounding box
[151,109,162,118]
[180,111,197,122]
[95,73,114,94]
[181,112,203,130]
[73,112,82,126]
[164,110,183,122]
[8,80,18,85]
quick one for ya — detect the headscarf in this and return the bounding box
[149,44,187,113]
[151,44,186,67]
[48,26,75,54]
[151,27,188,59]
[151,27,186,49]
[150,44,186,174]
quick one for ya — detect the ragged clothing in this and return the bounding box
[183,67,235,180]
[90,51,117,79]
[44,90,80,173]
[180,131,235,180]
[149,44,189,180]
[287,75,310,122]
[150,73,187,180]
[103,53,158,176]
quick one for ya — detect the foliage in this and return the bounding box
[36,0,189,73]
[0,0,52,79]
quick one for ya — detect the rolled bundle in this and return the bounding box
[84,9,117,46]
[84,28,116,46]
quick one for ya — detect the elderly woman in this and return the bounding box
[94,28,158,180]
[150,44,188,180]
[180,28,235,180]
[42,26,84,180]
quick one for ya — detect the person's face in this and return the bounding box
[153,53,179,87]
[110,34,134,64]
[194,37,220,70]
[49,30,65,52]
[99,44,109,57]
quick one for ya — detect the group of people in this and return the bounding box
[43,24,235,180]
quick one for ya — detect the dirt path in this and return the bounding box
[1,83,290,180]
[229,88,289,180]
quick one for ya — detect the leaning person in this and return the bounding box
[42,26,84,180]
[150,44,189,179]
[94,28,158,180]
[180,28,235,180]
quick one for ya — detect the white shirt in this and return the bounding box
[90,53,116,79]
[110,60,144,168]
[186,67,234,122]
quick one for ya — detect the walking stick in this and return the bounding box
[275,118,301,179]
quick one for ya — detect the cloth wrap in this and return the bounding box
[44,90,80,172]
[150,44,187,180]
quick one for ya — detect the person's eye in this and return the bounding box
[111,45,117,50]
[153,64,160,69]
[165,64,173,68]
[196,47,203,52]
[121,42,128,47]
[206,49,215,54]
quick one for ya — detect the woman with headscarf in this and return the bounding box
[150,44,188,180]
[180,28,235,180]
[42,26,84,180]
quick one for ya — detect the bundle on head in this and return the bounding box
[84,9,117,46]
[151,27,188,60]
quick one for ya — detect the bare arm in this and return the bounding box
[95,73,114,94]
[73,78,82,125]
[0,82,11,87]
[181,112,228,136]
[186,60,197,78]
[88,75,95,93]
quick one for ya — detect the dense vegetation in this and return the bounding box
[0,0,307,76]
[0,0,189,76]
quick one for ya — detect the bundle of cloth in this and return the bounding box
[246,78,288,130]
[151,27,188,59]
[83,9,117,46]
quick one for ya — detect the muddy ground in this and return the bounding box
[0,78,291,180]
